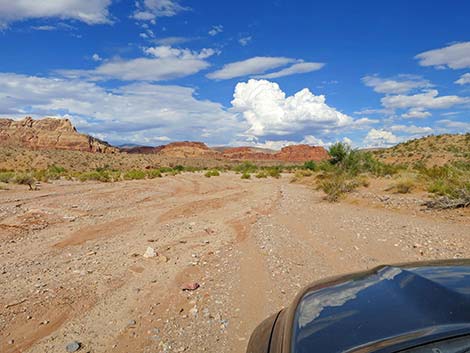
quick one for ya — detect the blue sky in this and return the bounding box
[0,0,469,148]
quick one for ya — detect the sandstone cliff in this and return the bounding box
[0,117,118,153]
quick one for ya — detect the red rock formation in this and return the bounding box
[0,117,118,153]
[222,144,329,162]
[154,141,220,159]
[275,144,330,162]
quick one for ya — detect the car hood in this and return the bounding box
[291,260,470,353]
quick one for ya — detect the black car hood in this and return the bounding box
[291,260,470,353]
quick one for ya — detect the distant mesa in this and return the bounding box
[0,117,330,163]
[0,117,118,153]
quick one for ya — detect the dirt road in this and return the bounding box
[1,173,469,353]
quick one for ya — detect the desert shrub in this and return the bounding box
[0,171,15,183]
[174,165,185,172]
[316,173,360,202]
[256,171,268,178]
[233,162,258,174]
[303,160,317,171]
[14,173,36,190]
[147,169,162,179]
[264,167,281,178]
[123,169,146,180]
[329,142,351,165]
[158,167,174,173]
[78,171,112,182]
[184,166,201,173]
[393,178,416,194]
[241,172,251,179]
[205,169,220,178]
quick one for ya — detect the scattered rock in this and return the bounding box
[143,247,157,258]
[181,282,200,291]
[66,341,81,352]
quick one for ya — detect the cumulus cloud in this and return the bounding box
[255,62,325,79]
[0,73,240,145]
[92,53,102,62]
[132,0,188,22]
[207,57,296,80]
[455,73,470,85]
[362,75,431,94]
[0,0,112,28]
[208,25,223,36]
[381,89,468,110]
[231,79,352,137]
[364,129,401,147]
[415,41,470,69]
[59,46,216,82]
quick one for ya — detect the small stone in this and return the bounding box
[143,247,157,258]
[128,320,137,326]
[8,339,14,345]
[181,282,200,291]
[66,341,81,352]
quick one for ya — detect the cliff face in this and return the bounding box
[275,144,330,162]
[223,144,329,162]
[0,117,329,163]
[0,117,118,153]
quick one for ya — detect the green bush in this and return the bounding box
[241,172,251,179]
[316,173,360,202]
[147,169,162,179]
[14,173,36,190]
[256,171,267,178]
[303,161,317,171]
[233,162,258,174]
[205,169,220,178]
[266,167,281,178]
[78,171,112,182]
[0,171,15,183]
[123,170,146,180]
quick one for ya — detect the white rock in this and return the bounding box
[143,247,157,258]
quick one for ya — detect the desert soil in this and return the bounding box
[1,173,469,353]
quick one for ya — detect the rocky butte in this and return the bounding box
[0,117,118,153]
[0,117,330,163]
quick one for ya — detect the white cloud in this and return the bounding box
[255,62,325,79]
[132,0,188,21]
[208,25,223,36]
[390,125,433,134]
[381,89,468,110]
[401,108,432,119]
[231,79,352,137]
[207,57,296,80]
[0,0,112,28]
[153,36,192,45]
[238,36,252,46]
[59,46,216,82]
[92,53,102,62]
[455,73,470,85]
[362,75,431,94]
[415,42,470,69]
[364,129,401,147]
[437,119,470,131]
[31,25,56,31]
[0,73,240,145]
[234,135,329,151]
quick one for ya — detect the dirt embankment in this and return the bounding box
[1,174,469,353]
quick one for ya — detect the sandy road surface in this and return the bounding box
[1,173,469,353]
